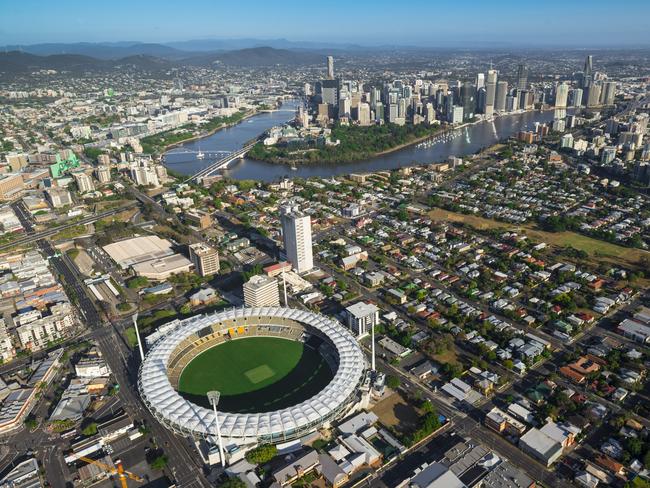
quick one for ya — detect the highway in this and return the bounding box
[3,202,136,252]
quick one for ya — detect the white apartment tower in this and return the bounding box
[243,275,280,308]
[280,205,314,274]
[189,243,220,276]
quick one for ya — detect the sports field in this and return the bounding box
[177,337,334,413]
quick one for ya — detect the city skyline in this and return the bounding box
[1,0,650,47]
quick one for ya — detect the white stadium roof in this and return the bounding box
[138,307,366,443]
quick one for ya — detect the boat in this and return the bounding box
[290,165,298,171]
[196,145,205,159]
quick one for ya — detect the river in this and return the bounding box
[164,100,559,182]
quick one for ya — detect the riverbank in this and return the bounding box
[159,109,258,154]
[248,122,444,166]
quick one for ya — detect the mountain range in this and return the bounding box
[0,45,327,74]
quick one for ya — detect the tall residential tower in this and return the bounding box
[280,205,314,274]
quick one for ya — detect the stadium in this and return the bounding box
[138,307,368,447]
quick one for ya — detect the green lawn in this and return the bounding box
[177,337,334,413]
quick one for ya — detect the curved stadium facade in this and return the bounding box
[138,307,367,445]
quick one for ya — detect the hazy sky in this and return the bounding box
[1,0,649,46]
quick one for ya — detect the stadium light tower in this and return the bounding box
[132,313,144,361]
[207,391,226,467]
[281,269,288,306]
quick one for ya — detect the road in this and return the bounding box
[4,202,135,252]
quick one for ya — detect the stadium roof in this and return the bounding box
[139,307,366,442]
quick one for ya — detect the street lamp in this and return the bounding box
[207,391,226,467]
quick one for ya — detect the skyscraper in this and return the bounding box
[484,69,498,117]
[476,73,485,89]
[280,205,313,274]
[460,82,476,122]
[516,64,528,90]
[327,56,334,80]
[582,55,593,89]
[554,82,569,120]
[495,81,508,112]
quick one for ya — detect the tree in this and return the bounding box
[386,375,401,390]
[180,303,192,315]
[245,444,277,465]
[82,422,98,436]
[150,455,168,470]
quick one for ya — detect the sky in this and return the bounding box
[1,0,649,47]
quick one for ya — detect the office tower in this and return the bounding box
[449,106,464,124]
[374,102,384,122]
[570,88,583,108]
[460,82,476,122]
[189,243,220,276]
[587,84,602,108]
[506,95,517,112]
[338,96,351,118]
[554,82,569,120]
[280,205,313,274]
[326,56,334,79]
[424,103,436,124]
[484,69,498,117]
[388,103,398,123]
[582,55,593,89]
[495,81,508,112]
[243,275,280,308]
[476,72,485,89]
[358,103,371,125]
[73,173,95,193]
[516,64,528,90]
[320,79,339,106]
[95,165,111,184]
[602,81,616,106]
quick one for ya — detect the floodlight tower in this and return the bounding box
[207,391,226,467]
[281,270,288,306]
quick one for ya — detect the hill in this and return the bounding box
[187,46,324,67]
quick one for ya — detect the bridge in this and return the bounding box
[185,142,256,183]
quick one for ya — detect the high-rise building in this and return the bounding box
[516,64,528,90]
[484,69,498,117]
[476,72,485,89]
[280,205,313,274]
[344,301,380,338]
[326,56,334,80]
[95,165,111,184]
[320,79,339,106]
[582,55,593,89]
[495,81,508,112]
[358,103,371,125]
[73,172,95,193]
[570,88,583,108]
[602,81,616,106]
[130,160,160,187]
[554,82,569,120]
[188,243,220,276]
[243,275,280,308]
[460,82,476,122]
[46,188,73,208]
[587,84,602,108]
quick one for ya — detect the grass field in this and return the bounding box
[177,337,334,413]
[428,207,650,270]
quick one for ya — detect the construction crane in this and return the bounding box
[78,456,144,488]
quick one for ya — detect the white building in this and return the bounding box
[243,275,280,308]
[188,243,220,277]
[95,165,111,183]
[46,188,73,208]
[73,173,95,193]
[130,160,160,187]
[280,205,313,274]
[344,302,379,338]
